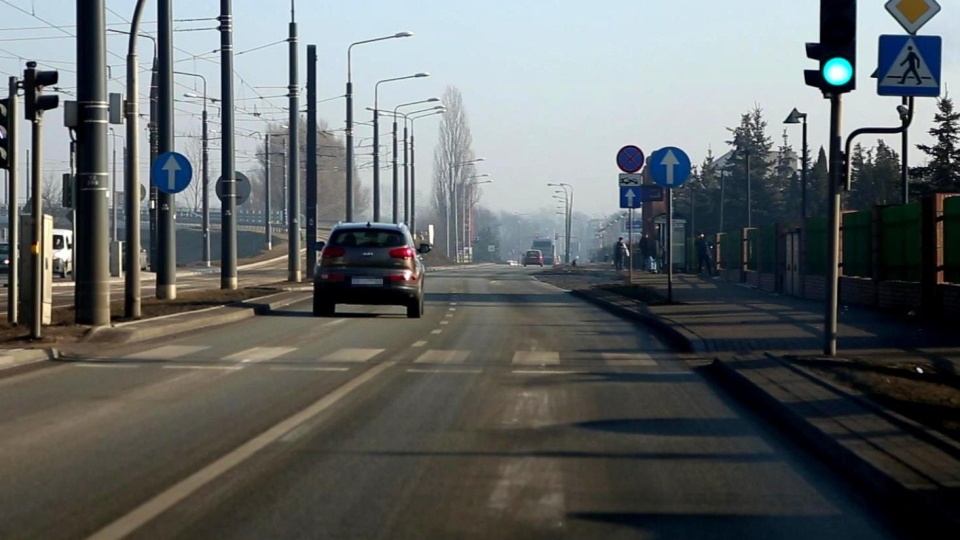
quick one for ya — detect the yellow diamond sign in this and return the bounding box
[886,0,941,34]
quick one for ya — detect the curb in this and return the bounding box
[707,356,960,536]
[568,288,697,354]
[0,347,61,372]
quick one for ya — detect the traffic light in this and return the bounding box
[23,61,59,121]
[805,0,857,94]
[0,96,10,170]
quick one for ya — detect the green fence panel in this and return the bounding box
[880,203,921,282]
[720,231,739,270]
[805,217,828,276]
[842,210,872,278]
[746,228,759,271]
[760,226,776,273]
[946,196,960,284]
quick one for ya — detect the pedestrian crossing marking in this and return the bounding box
[414,350,470,364]
[601,352,657,366]
[512,351,560,365]
[320,348,385,363]
[223,347,297,364]
[125,345,209,360]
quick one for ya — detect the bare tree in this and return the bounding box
[41,173,63,209]
[177,131,205,212]
[432,86,477,257]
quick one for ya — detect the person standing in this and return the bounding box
[613,237,628,272]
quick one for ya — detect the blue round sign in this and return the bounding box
[616,145,645,174]
[648,147,692,189]
[151,151,193,194]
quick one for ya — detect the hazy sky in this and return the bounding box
[1,0,958,218]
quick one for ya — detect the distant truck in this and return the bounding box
[52,228,73,278]
[531,237,556,266]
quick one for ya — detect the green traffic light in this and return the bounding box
[823,57,854,86]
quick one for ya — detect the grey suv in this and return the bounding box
[313,222,431,318]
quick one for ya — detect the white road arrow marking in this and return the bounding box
[162,155,181,191]
[660,149,680,186]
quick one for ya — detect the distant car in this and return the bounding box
[522,249,544,267]
[313,222,431,318]
[0,243,8,274]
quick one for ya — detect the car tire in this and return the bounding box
[312,296,335,317]
[406,297,423,319]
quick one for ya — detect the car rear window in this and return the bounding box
[526,250,540,256]
[330,229,406,248]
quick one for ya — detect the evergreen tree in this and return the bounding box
[772,129,799,220]
[806,147,830,219]
[723,106,776,229]
[911,94,960,195]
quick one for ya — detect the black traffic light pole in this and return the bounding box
[157,0,176,299]
[306,44,318,278]
[4,76,19,325]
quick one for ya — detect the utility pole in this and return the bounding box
[76,1,109,326]
[148,57,158,271]
[219,0,238,290]
[264,133,272,250]
[392,117,399,223]
[201,103,210,265]
[306,44,318,277]
[124,0,147,319]
[4,76,20,325]
[402,121,409,224]
[287,0,301,282]
[156,0,175,299]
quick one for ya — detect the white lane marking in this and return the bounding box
[431,330,443,335]
[406,368,482,374]
[445,314,454,318]
[512,351,560,366]
[223,347,298,364]
[124,345,209,360]
[269,366,350,372]
[601,352,657,366]
[411,341,428,348]
[325,319,346,326]
[512,370,581,375]
[414,350,470,364]
[440,321,450,325]
[88,362,396,540]
[450,302,458,306]
[74,363,139,369]
[162,365,242,371]
[320,348,385,363]
[448,307,457,312]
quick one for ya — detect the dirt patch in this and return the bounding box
[0,286,280,347]
[793,355,960,444]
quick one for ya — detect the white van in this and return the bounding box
[52,228,73,278]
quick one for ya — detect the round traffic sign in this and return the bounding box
[648,146,692,188]
[216,172,252,206]
[616,145,645,173]
[151,151,193,194]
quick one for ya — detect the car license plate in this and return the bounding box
[353,277,382,286]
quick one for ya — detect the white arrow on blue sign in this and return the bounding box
[620,187,642,208]
[648,147,692,188]
[151,151,193,194]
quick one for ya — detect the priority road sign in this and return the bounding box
[618,173,642,186]
[616,145,645,174]
[216,171,252,205]
[877,35,942,97]
[648,147,692,188]
[885,0,940,35]
[151,152,193,194]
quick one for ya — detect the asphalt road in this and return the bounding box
[0,265,911,539]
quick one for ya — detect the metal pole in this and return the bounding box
[746,149,752,229]
[6,76,19,325]
[410,129,416,235]
[201,105,209,266]
[148,56,158,271]
[124,0,146,319]
[824,93,843,356]
[901,96,910,204]
[628,208,634,282]
[719,169,725,232]
[156,0,176,299]
[76,1,110,326]
[306,44,318,278]
[453,173,459,261]
[264,134,272,249]
[403,122,409,224]
[345,79,354,221]
[29,80,42,339]
[220,0,237,290]
[111,130,117,241]
[392,118,398,223]
[667,188,674,303]
[287,1,300,282]
[446,162,452,257]
[801,117,808,219]
[372,104,380,221]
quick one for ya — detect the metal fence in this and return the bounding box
[842,210,872,278]
[945,196,960,284]
[805,217,828,276]
[880,202,921,282]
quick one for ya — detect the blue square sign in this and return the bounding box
[877,35,942,97]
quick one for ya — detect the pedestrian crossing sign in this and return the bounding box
[877,34,942,97]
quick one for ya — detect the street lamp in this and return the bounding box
[548,183,574,264]
[345,31,414,221]
[406,108,444,236]
[784,107,809,220]
[371,73,430,221]
[107,128,123,244]
[461,174,491,260]
[392,98,440,223]
[446,157,484,257]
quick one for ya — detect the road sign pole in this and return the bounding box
[156,0,175,299]
[824,93,843,356]
[124,0,147,319]
[76,0,110,326]
[628,208,633,283]
[667,188,673,304]
[220,0,238,290]
[901,96,911,204]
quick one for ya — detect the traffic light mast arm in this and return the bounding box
[842,98,914,191]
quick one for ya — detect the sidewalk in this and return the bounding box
[544,266,960,534]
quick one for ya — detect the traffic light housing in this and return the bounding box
[23,61,59,121]
[0,97,10,170]
[805,0,857,94]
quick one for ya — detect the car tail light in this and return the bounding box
[319,273,344,281]
[389,246,416,259]
[388,270,416,282]
[322,246,345,258]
